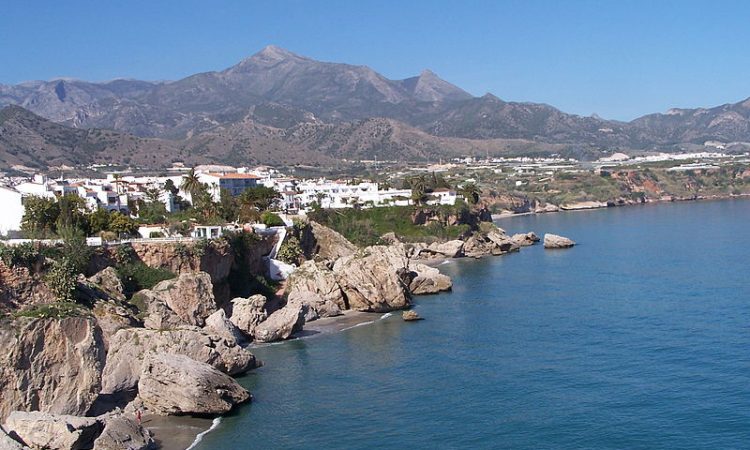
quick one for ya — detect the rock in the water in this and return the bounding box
[92,414,154,450]
[3,411,103,450]
[409,263,453,295]
[203,309,245,343]
[510,232,540,247]
[253,302,307,343]
[543,233,576,249]
[102,327,258,395]
[228,295,269,338]
[332,246,411,312]
[0,317,105,422]
[402,310,422,321]
[286,261,347,311]
[138,353,250,416]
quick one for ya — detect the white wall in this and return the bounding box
[0,188,24,236]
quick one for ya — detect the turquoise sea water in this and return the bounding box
[195,200,750,449]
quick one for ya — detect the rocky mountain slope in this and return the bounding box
[3,45,750,168]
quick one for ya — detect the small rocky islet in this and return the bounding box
[0,217,562,449]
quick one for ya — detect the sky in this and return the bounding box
[1,0,749,121]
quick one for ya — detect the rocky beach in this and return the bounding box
[0,210,573,449]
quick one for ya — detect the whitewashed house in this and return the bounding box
[0,186,24,237]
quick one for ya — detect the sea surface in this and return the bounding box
[194,200,750,449]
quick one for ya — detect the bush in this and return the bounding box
[116,262,175,298]
[45,258,77,302]
[277,236,303,265]
[260,212,286,227]
[0,243,42,269]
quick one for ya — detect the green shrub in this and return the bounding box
[45,258,77,302]
[14,302,86,319]
[0,243,42,269]
[277,236,302,265]
[116,262,175,298]
[260,212,286,227]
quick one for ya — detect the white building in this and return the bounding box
[0,186,24,237]
[197,172,261,201]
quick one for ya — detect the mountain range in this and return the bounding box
[2,45,750,170]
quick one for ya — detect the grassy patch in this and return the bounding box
[13,302,88,319]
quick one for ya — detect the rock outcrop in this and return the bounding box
[408,263,453,295]
[285,261,347,311]
[510,232,540,247]
[332,246,411,312]
[543,234,576,249]
[0,262,54,312]
[287,291,342,322]
[3,411,102,450]
[204,309,245,343]
[402,310,422,321]
[0,426,25,449]
[138,353,250,416]
[462,230,519,258]
[228,295,269,338]
[425,240,465,258]
[253,302,308,343]
[133,272,217,330]
[299,221,357,261]
[91,301,140,350]
[87,267,126,301]
[0,317,105,421]
[102,327,258,395]
[92,414,154,450]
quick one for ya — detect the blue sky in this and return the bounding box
[1,0,748,120]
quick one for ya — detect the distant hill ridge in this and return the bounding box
[2,45,750,169]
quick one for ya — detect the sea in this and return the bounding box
[193,200,750,449]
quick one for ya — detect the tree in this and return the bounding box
[459,182,482,205]
[180,169,202,199]
[88,208,111,234]
[57,225,92,275]
[137,188,167,223]
[239,186,281,211]
[108,212,140,237]
[408,175,428,205]
[21,196,60,238]
[163,179,179,195]
[55,194,90,235]
[219,188,239,222]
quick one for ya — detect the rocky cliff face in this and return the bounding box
[0,262,55,312]
[0,317,106,421]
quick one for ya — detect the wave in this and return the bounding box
[186,417,221,450]
[380,312,393,320]
[440,260,451,265]
[340,320,375,331]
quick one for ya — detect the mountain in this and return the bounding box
[3,45,750,168]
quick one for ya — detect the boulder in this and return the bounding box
[145,272,217,327]
[92,415,154,450]
[0,426,26,450]
[136,290,184,331]
[3,411,102,450]
[92,301,140,350]
[204,309,245,343]
[510,232,540,247]
[543,233,576,249]
[102,327,258,395]
[402,310,422,321]
[0,317,105,422]
[254,302,308,343]
[287,290,342,322]
[228,295,269,338]
[138,353,250,416]
[463,230,519,258]
[426,240,465,258]
[87,267,125,301]
[332,246,411,312]
[285,261,347,311]
[299,221,357,260]
[409,263,453,295]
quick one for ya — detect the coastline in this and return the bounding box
[491,193,750,221]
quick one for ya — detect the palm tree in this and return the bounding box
[409,175,428,206]
[180,169,202,198]
[459,182,481,205]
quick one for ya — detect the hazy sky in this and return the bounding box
[2,0,749,120]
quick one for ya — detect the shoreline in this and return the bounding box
[491,193,750,221]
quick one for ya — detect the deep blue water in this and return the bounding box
[195,200,750,449]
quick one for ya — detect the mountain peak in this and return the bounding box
[401,69,472,103]
[256,45,297,59]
